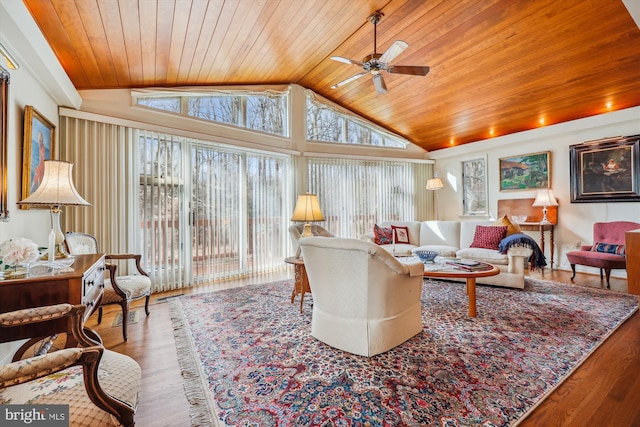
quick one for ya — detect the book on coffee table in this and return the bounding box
[445,259,489,271]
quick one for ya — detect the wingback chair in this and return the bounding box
[566,221,640,288]
[299,236,424,357]
[288,224,335,257]
[64,232,151,341]
[0,304,141,426]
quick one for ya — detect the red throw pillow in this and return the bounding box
[374,224,393,245]
[392,225,411,244]
[470,225,508,250]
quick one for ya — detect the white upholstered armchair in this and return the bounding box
[299,236,424,357]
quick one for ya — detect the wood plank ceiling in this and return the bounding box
[23,0,640,152]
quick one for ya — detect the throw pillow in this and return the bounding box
[493,215,522,236]
[470,225,508,250]
[374,224,393,245]
[392,225,411,244]
[592,242,626,255]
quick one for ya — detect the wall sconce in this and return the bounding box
[0,42,20,70]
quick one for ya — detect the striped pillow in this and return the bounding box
[592,242,625,255]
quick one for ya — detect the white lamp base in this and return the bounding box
[46,208,70,259]
[300,222,313,238]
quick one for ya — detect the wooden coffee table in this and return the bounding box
[284,257,311,313]
[422,260,499,317]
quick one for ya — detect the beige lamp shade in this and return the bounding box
[18,160,90,208]
[426,177,444,191]
[291,193,324,238]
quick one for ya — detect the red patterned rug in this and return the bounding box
[169,278,637,426]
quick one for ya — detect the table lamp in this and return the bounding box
[532,189,558,224]
[291,193,324,238]
[18,160,91,258]
[426,173,444,220]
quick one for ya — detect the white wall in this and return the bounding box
[427,107,640,275]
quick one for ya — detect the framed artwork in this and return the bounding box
[570,135,640,203]
[21,105,55,209]
[462,157,488,216]
[499,151,550,191]
[0,67,8,221]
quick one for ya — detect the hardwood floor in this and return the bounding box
[89,269,640,426]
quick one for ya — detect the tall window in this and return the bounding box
[138,130,291,289]
[307,158,420,239]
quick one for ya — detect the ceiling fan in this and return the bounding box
[330,12,430,95]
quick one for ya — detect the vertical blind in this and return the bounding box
[306,158,431,239]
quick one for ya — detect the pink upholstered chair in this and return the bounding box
[566,221,640,288]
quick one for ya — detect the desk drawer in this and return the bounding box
[82,259,105,316]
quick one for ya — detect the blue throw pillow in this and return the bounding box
[592,242,625,255]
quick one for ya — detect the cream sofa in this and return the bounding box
[299,236,424,357]
[363,220,534,289]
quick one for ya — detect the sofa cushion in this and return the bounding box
[493,215,522,236]
[470,225,508,250]
[378,243,416,257]
[374,224,393,245]
[392,225,411,244]
[592,242,626,255]
[419,221,460,248]
[456,247,509,265]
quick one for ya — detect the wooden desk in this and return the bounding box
[0,254,105,350]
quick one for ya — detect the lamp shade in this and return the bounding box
[18,160,91,207]
[532,189,558,207]
[291,193,324,222]
[426,177,444,191]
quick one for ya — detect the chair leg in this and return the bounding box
[570,264,576,280]
[144,294,151,316]
[121,302,129,341]
[97,306,103,324]
[605,269,612,289]
[600,268,604,280]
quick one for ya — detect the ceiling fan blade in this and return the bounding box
[379,40,408,64]
[373,74,387,95]
[330,56,363,66]
[331,72,368,89]
[387,65,430,76]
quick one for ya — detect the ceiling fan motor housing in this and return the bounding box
[362,53,383,72]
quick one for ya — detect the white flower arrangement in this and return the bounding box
[0,238,40,267]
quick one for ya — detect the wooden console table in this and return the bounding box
[498,198,558,269]
[0,253,105,357]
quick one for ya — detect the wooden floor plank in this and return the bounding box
[88,269,639,426]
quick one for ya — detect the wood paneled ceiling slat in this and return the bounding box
[22,0,640,152]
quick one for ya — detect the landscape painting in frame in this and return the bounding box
[499,151,550,191]
[570,135,640,203]
[21,105,55,209]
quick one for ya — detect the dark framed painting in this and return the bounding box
[570,135,640,203]
[0,66,8,221]
[499,151,550,191]
[21,105,56,209]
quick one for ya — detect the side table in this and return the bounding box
[284,257,311,313]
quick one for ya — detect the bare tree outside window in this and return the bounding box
[462,158,488,216]
[188,96,242,126]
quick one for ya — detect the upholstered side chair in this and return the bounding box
[64,232,151,341]
[0,304,141,426]
[566,221,640,288]
[299,236,424,357]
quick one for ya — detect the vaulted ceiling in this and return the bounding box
[22,0,640,152]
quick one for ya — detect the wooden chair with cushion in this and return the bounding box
[566,221,640,288]
[64,232,151,341]
[0,304,141,426]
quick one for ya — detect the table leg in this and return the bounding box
[550,227,555,269]
[467,277,477,317]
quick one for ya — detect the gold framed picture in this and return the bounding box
[21,105,55,209]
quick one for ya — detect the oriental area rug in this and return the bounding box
[168,278,638,426]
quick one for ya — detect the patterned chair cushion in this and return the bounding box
[103,276,151,304]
